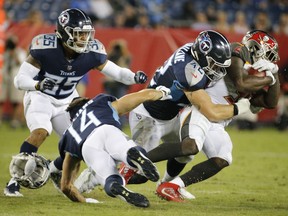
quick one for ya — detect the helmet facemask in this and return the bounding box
[56,8,95,54]
[203,56,229,82]
[242,30,280,64]
[192,30,231,82]
[64,25,95,53]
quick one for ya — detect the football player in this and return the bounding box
[148,30,280,202]
[76,30,253,196]
[4,8,148,197]
[57,86,172,207]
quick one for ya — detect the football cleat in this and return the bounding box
[4,178,23,197]
[50,171,62,193]
[110,181,149,208]
[74,167,99,193]
[118,162,136,184]
[156,182,184,202]
[127,148,159,182]
[178,187,195,199]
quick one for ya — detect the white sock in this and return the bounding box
[161,171,174,182]
[170,177,185,188]
[49,161,60,173]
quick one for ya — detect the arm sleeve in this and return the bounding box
[100,60,136,85]
[14,61,40,91]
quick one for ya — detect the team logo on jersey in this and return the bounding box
[199,34,212,54]
[67,65,72,71]
[58,12,69,26]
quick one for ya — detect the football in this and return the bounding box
[246,67,269,91]
[247,67,266,77]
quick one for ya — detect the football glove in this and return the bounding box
[252,59,279,74]
[134,71,148,84]
[234,98,251,116]
[35,78,56,91]
[265,70,276,86]
[156,86,172,100]
[85,198,102,204]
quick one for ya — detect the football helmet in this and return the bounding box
[242,30,280,63]
[9,153,50,189]
[56,8,95,53]
[192,30,231,82]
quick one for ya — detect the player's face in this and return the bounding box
[74,31,91,47]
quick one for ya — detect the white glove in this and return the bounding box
[264,70,276,86]
[156,86,172,100]
[252,59,278,74]
[234,98,251,116]
[85,198,102,204]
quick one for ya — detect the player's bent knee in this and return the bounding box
[210,157,230,169]
[181,137,199,155]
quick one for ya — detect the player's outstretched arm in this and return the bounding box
[61,153,86,202]
[112,87,171,116]
[98,60,147,85]
[185,89,250,122]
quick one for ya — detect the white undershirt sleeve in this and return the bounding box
[100,60,136,85]
[14,61,40,91]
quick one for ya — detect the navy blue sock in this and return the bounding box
[127,146,147,168]
[53,156,64,171]
[104,174,124,197]
[19,141,38,154]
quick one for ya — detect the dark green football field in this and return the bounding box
[0,124,287,216]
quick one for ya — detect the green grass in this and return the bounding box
[0,124,287,216]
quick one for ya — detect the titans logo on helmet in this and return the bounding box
[199,33,212,54]
[58,12,69,26]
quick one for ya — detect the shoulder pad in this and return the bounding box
[184,60,206,87]
[30,34,58,50]
[231,42,251,64]
[88,39,107,55]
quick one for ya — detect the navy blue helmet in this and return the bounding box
[56,8,95,53]
[192,30,231,82]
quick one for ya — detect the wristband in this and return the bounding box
[233,104,239,116]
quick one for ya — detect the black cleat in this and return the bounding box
[127,148,159,182]
[50,172,62,193]
[110,182,150,208]
[4,178,23,197]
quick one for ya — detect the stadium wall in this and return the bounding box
[6,24,288,122]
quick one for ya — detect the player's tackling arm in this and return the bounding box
[112,88,169,116]
[185,89,249,122]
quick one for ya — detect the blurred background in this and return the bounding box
[0,0,288,130]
